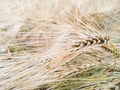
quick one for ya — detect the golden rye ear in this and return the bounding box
[0,0,119,89]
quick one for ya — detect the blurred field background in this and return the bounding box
[0,0,120,90]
